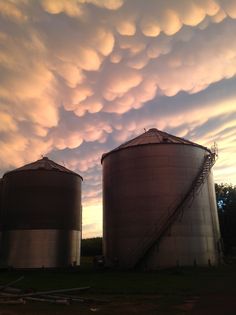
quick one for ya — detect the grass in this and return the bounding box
[0,258,236,314]
[0,257,236,295]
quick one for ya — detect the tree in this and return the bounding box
[215,183,236,254]
[81,237,102,256]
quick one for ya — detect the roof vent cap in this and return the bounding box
[148,128,158,132]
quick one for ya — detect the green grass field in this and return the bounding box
[0,258,236,314]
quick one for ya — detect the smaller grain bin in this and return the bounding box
[0,178,3,216]
[1,157,82,268]
[0,178,3,251]
[102,128,222,270]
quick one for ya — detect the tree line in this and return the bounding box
[215,183,236,255]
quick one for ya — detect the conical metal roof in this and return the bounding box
[101,128,209,162]
[4,157,83,179]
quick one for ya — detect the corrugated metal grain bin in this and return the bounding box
[0,178,3,252]
[1,157,82,268]
[102,128,222,269]
[0,178,2,216]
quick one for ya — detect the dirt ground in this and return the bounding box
[0,293,236,315]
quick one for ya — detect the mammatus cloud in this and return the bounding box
[0,0,236,237]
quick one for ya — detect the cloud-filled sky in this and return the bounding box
[0,0,236,238]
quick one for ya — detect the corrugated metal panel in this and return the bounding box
[2,171,81,230]
[4,157,83,180]
[1,230,81,268]
[1,159,82,268]
[102,129,221,269]
[0,178,3,254]
[102,128,209,162]
[0,178,2,220]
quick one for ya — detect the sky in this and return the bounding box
[0,0,236,238]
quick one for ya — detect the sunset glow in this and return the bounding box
[0,0,236,238]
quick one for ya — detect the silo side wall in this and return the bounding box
[147,176,221,269]
[0,179,3,257]
[103,144,221,269]
[1,230,81,268]
[207,171,222,261]
[1,171,82,268]
[0,179,2,217]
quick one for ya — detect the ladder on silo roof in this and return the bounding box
[127,146,217,269]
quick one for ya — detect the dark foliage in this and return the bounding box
[81,237,102,256]
[215,183,236,254]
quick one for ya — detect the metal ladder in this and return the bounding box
[127,148,217,269]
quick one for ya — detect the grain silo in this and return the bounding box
[0,178,3,216]
[102,128,222,269]
[1,157,82,268]
[0,178,3,251]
